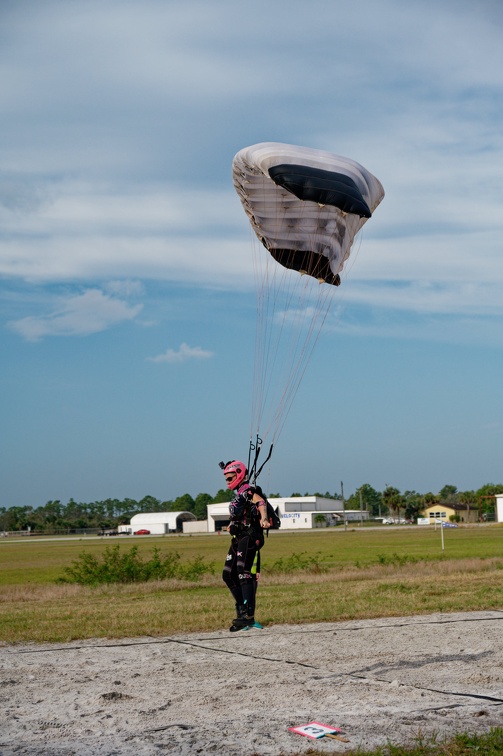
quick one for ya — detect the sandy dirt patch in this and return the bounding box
[2,610,503,755]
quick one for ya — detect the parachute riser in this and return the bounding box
[248,435,273,485]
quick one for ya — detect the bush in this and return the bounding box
[269,551,327,574]
[376,552,419,567]
[58,544,214,586]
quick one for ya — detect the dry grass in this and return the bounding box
[1,556,502,643]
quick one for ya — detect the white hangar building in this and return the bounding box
[120,511,196,535]
[496,494,503,523]
[206,496,368,532]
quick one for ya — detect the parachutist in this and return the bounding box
[220,460,269,631]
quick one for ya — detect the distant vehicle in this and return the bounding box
[100,529,118,536]
[383,518,410,525]
[441,522,458,528]
[134,529,150,535]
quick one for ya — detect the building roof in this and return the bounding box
[206,496,344,516]
[130,511,196,526]
[275,496,343,512]
[423,503,479,512]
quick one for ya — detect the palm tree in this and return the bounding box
[382,486,402,522]
[458,490,476,523]
[422,492,438,519]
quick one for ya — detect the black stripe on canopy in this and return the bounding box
[268,247,341,286]
[268,164,372,218]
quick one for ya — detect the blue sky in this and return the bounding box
[1,0,502,508]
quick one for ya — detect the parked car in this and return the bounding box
[134,529,151,535]
[383,518,410,525]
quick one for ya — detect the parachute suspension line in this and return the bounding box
[273,284,334,443]
[256,251,302,442]
[267,212,335,444]
[249,181,300,443]
[250,224,265,441]
[252,202,287,443]
[250,197,286,441]
[250,244,269,442]
[250,225,277,441]
[270,229,359,444]
[233,141,385,460]
[341,226,364,281]
[269,247,336,444]
[249,194,339,449]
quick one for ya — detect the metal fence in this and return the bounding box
[1,528,103,538]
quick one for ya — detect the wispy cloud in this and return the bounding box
[148,343,214,364]
[105,279,145,297]
[1,0,502,332]
[7,288,143,341]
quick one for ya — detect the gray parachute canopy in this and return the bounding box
[232,142,384,285]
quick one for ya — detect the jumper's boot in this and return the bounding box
[229,602,254,632]
[242,621,263,630]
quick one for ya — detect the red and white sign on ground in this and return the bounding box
[288,721,342,739]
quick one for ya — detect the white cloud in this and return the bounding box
[148,343,214,364]
[7,288,143,341]
[105,279,145,297]
[1,0,502,339]
[0,180,239,235]
[0,229,255,289]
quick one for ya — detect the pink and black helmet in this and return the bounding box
[223,460,248,490]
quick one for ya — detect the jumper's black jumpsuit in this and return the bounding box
[222,485,264,617]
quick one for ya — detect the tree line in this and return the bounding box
[1,482,501,533]
[345,483,502,522]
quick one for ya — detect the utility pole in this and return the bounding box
[341,481,347,531]
[359,488,364,526]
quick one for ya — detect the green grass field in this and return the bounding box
[1,525,502,643]
[2,527,503,756]
[297,728,503,756]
